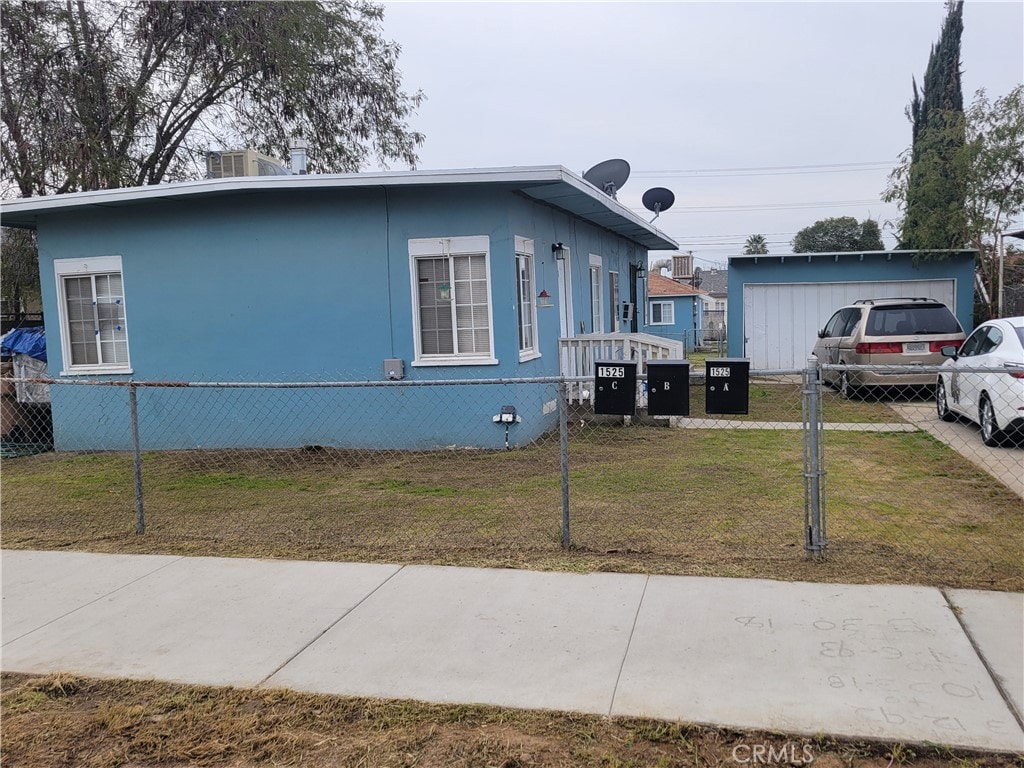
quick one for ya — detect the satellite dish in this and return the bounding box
[642,187,675,222]
[583,159,630,199]
[692,266,702,290]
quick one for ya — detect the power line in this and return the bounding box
[633,167,892,180]
[632,160,893,177]
[630,199,883,214]
[674,231,800,240]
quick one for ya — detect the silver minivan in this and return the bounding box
[812,298,966,397]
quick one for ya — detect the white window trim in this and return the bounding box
[409,236,498,367]
[588,254,602,333]
[649,300,675,326]
[515,236,541,363]
[54,255,133,375]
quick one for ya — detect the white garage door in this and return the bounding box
[743,279,957,370]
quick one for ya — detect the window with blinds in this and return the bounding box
[515,238,538,360]
[650,301,674,325]
[409,236,496,366]
[609,271,620,332]
[54,256,131,373]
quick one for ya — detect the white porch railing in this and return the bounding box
[559,332,684,403]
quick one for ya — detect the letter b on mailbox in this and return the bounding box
[646,360,690,416]
[594,360,637,415]
[705,358,750,415]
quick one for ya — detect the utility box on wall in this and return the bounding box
[646,360,690,416]
[594,360,637,415]
[705,358,749,415]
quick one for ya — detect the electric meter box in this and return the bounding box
[594,360,637,415]
[646,360,690,416]
[705,358,750,415]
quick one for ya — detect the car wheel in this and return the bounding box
[935,378,956,422]
[839,371,859,400]
[979,395,1004,447]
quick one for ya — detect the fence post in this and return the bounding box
[802,358,826,558]
[128,383,145,534]
[558,379,571,548]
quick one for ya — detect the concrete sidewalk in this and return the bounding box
[2,550,1022,753]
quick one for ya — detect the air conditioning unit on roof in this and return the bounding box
[207,149,290,179]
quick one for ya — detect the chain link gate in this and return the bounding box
[803,359,827,559]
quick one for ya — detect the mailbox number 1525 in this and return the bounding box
[598,366,625,378]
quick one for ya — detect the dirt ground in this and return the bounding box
[2,673,1021,768]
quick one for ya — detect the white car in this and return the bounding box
[935,316,1024,446]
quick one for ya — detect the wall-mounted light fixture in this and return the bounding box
[636,262,647,278]
[551,242,566,260]
[537,289,553,308]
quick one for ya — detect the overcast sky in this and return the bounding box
[376,1,1023,267]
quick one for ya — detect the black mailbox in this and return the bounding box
[594,360,637,415]
[705,358,750,415]
[646,360,690,416]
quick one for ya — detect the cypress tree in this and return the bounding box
[901,1,968,252]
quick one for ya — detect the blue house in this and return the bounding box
[642,272,707,352]
[724,250,977,369]
[0,166,679,450]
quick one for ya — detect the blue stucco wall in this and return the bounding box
[36,185,647,450]
[641,294,701,351]
[724,251,977,358]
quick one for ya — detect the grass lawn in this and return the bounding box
[3,390,1021,767]
[3,408,1021,590]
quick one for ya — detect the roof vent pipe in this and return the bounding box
[288,138,309,175]
[649,258,672,276]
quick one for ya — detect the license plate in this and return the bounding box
[905,342,927,353]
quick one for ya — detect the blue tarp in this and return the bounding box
[1,327,46,362]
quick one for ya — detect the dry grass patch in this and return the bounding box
[3,673,1021,768]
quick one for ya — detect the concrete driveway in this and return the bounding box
[888,401,1023,498]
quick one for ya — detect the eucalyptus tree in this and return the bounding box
[1,0,425,197]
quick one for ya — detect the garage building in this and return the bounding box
[725,250,976,370]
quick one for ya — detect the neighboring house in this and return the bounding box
[644,272,707,352]
[725,250,976,369]
[0,166,678,450]
[694,266,728,341]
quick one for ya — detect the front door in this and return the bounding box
[629,264,639,332]
[557,248,574,339]
[557,248,575,375]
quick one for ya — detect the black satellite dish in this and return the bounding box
[642,187,675,222]
[583,159,630,199]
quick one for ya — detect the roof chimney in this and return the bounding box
[288,138,309,175]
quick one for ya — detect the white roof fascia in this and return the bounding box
[0,165,677,250]
[0,166,565,214]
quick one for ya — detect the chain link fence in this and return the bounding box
[2,362,1021,589]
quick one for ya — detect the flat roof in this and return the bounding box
[0,165,678,251]
[728,249,976,261]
